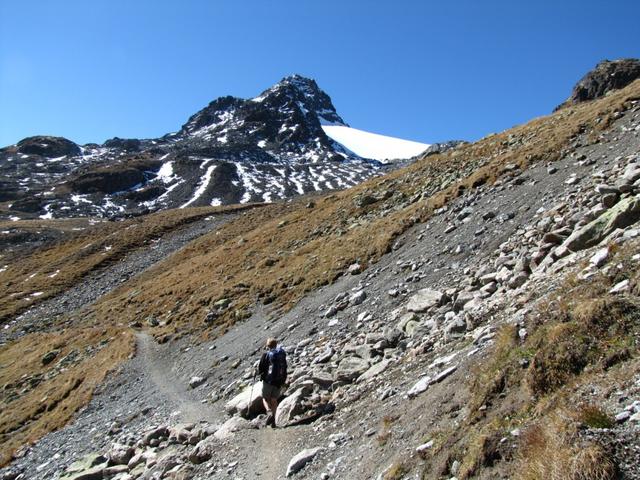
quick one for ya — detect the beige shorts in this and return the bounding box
[261,382,281,400]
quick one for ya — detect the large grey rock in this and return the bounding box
[286,447,323,476]
[564,196,640,251]
[107,443,135,465]
[275,386,310,426]
[214,416,252,440]
[406,288,445,313]
[334,357,370,382]
[225,382,265,418]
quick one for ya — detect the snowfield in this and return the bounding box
[322,125,430,162]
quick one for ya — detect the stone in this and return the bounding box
[348,263,362,275]
[276,387,310,426]
[350,290,367,306]
[107,444,135,465]
[564,196,640,251]
[335,357,370,382]
[312,347,334,364]
[60,454,108,480]
[286,447,323,476]
[310,370,333,388]
[609,279,630,294]
[432,365,457,384]
[214,416,252,440]
[407,376,431,398]
[508,271,529,289]
[589,247,609,268]
[396,312,419,334]
[444,316,466,335]
[416,440,434,453]
[406,288,445,313]
[41,349,60,365]
[189,437,218,464]
[225,382,265,417]
[141,426,169,446]
[615,411,631,423]
[601,193,620,208]
[358,359,391,382]
[189,376,206,389]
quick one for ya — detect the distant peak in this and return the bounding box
[252,75,347,126]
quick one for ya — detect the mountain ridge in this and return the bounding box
[0,75,429,221]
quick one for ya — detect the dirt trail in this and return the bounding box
[135,332,217,424]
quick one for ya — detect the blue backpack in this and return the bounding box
[266,347,287,387]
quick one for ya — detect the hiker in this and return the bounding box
[257,337,287,427]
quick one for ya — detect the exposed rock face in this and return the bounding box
[15,136,81,157]
[557,58,640,110]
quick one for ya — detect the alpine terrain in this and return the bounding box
[1,59,640,480]
[0,75,430,220]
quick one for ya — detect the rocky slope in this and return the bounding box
[1,61,640,480]
[0,76,428,221]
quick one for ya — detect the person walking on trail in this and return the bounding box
[258,337,287,427]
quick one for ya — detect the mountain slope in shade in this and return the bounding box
[322,125,430,162]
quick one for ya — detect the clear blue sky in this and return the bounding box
[1,0,639,147]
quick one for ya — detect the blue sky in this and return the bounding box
[1,0,638,147]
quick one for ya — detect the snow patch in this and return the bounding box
[322,125,430,162]
[180,164,217,208]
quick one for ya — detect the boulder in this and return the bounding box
[358,359,391,382]
[107,443,135,465]
[275,386,311,427]
[334,357,370,382]
[406,288,445,313]
[225,382,265,418]
[214,416,252,440]
[564,196,640,251]
[188,437,219,464]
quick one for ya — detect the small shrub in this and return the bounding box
[577,405,614,429]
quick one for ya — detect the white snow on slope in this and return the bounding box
[180,164,217,208]
[322,125,430,163]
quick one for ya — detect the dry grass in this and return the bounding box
[0,204,261,323]
[516,413,616,480]
[0,327,133,465]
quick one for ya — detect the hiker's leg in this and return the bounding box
[262,398,271,413]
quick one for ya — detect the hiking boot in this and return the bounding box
[266,414,276,428]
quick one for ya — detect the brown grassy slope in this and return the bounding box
[0,204,262,323]
[0,326,133,466]
[89,79,640,338]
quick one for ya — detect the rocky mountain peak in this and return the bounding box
[252,74,347,126]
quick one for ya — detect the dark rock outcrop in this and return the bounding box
[16,136,81,157]
[556,58,640,110]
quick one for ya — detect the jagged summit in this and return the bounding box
[251,74,347,126]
